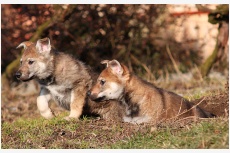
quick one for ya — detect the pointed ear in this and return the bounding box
[108,60,123,76]
[16,41,34,50]
[101,60,110,67]
[36,37,51,54]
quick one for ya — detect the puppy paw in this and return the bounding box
[63,116,79,121]
[41,110,55,119]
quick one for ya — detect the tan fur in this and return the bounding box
[16,38,124,121]
[89,59,215,124]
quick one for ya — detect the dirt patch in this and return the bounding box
[193,81,229,117]
[42,119,143,148]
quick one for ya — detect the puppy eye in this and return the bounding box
[28,60,34,65]
[100,79,106,86]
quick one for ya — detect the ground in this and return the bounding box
[1,73,229,149]
[193,84,229,118]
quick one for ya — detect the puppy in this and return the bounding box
[89,59,215,124]
[16,38,125,121]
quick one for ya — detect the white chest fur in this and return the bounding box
[46,85,66,99]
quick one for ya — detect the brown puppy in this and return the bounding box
[15,38,125,121]
[89,59,215,124]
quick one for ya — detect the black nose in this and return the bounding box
[15,72,21,79]
[87,91,91,96]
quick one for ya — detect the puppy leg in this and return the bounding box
[37,87,54,119]
[64,88,86,121]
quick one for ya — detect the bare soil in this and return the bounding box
[193,81,229,118]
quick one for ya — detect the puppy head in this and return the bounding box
[15,38,53,81]
[89,59,130,102]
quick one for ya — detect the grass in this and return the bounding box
[2,117,75,148]
[1,115,229,149]
[108,118,229,149]
[182,88,223,101]
[1,71,228,149]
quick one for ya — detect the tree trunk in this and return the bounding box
[198,4,229,77]
[200,21,228,77]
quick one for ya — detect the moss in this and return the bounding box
[200,39,219,77]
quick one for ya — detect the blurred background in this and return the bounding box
[1,4,229,94]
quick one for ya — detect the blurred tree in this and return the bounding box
[197,4,229,77]
[1,4,78,88]
[2,4,222,91]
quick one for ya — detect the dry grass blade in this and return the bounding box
[130,54,155,80]
[166,44,182,76]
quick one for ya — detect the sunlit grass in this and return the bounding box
[1,71,228,149]
[108,118,229,149]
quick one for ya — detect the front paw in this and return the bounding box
[63,116,79,121]
[41,110,55,119]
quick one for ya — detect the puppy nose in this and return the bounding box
[15,71,21,79]
[87,91,91,96]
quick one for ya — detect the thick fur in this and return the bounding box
[89,59,215,124]
[16,38,125,121]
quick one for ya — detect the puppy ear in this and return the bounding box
[108,60,123,76]
[101,60,110,67]
[16,41,34,50]
[36,37,51,54]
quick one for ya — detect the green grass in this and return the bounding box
[108,118,229,149]
[1,115,228,149]
[1,75,228,149]
[182,89,216,101]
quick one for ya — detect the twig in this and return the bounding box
[175,97,207,118]
[193,64,204,81]
[130,54,155,80]
[166,44,182,75]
